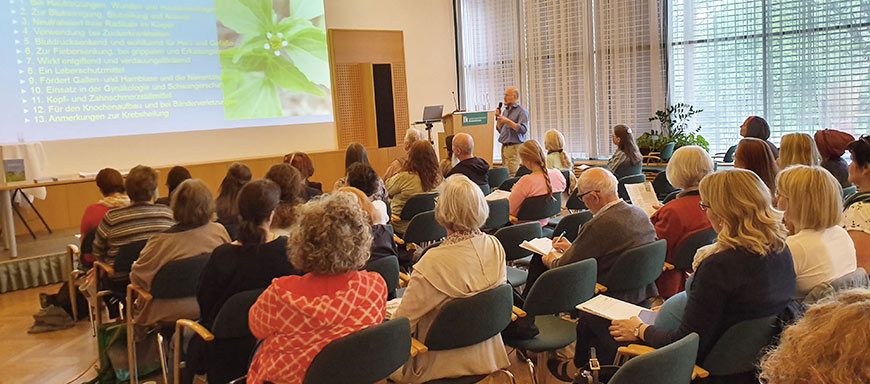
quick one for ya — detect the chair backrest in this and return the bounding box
[478,183,491,196]
[599,240,667,294]
[515,165,532,177]
[609,333,699,384]
[399,192,438,221]
[653,291,688,331]
[842,185,857,200]
[701,315,778,376]
[212,288,265,338]
[498,176,521,191]
[613,160,642,179]
[723,144,737,163]
[488,167,510,189]
[803,267,870,305]
[524,259,597,317]
[651,171,676,200]
[365,256,400,299]
[150,253,211,299]
[114,239,148,273]
[672,228,717,271]
[565,188,588,210]
[658,142,676,161]
[494,222,542,262]
[516,193,561,221]
[402,210,447,245]
[551,211,593,241]
[482,199,510,231]
[424,284,513,351]
[302,318,411,384]
[617,174,646,201]
[561,169,572,185]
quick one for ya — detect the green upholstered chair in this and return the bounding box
[399,192,438,222]
[365,256,401,300]
[617,174,646,202]
[842,185,857,200]
[488,167,511,189]
[610,333,699,384]
[549,211,592,241]
[672,228,717,271]
[482,199,510,232]
[478,183,491,196]
[494,222,542,288]
[701,315,778,377]
[402,210,447,245]
[498,176,521,191]
[598,239,667,305]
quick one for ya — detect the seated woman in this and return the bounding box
[735,137,779,195]
[346,163,389,225]
[285,152,322,199]
[650,146,713,298]
[740,116,779,158]
[545,129,577,191]
[386,140,442,233]
[843,136,870,272]
[390,175,509,383]
[334,142,388,202]
[778,133,821,168]
[760,289,870,383]
[264,163,307,236]
[814,129,854,188]
[603,170,795,377]
[215,162,252,227]
[247,193,386,384]
[439,134,457,177]
[508,140,567,226]
[155,166,191,206]
[776,165,856,298]
[130,179,231,325]
[80,168,130,267]
[336,187,397,262]
[607,125,642,179]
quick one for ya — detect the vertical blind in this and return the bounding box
[671,0,870,153]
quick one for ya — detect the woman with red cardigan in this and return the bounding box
[651,146,714,298]
[79,168,130,266]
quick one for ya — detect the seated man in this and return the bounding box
[446,132,490,186]
[92,165,175,268]
[527,167,657,304]
[383,128,425,181]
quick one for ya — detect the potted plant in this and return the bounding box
[643,103,709,152]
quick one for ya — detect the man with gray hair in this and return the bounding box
[384,128,425,180]
[445,133,490,186]
[525,167,657,304]
[496,86,529,176]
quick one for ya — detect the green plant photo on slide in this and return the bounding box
[216,0,332,120]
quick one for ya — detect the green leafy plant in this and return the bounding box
[216,0,329,120]
[644,103,709,152]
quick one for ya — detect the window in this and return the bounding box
[671,0,870,153]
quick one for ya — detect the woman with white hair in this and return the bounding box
[651,146,714,298]
[390,174,509,383]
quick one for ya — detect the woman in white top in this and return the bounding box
[776,165,856,298]
[843,136,870,273]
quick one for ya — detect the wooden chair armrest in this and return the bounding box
[398,272,411,288]
[595,283,607,294]
[410,337,428,357]
[511,306,527,322]
[663,262,675,271]
[127,283,152,303]
[176,319,214,342]
[509,215,518,224]
[393,234,405,245]
[692,366,710,380]
[616,344,709,380]
[93,260,115,276]
[390,214,401,223]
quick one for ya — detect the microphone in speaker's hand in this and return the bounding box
[496,102,503,116]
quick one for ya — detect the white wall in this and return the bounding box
[40,0,457,176]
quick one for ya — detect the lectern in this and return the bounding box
[438,111,496,167]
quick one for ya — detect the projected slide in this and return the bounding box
[0,0,332,143]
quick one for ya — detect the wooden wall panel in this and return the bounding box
[392,62,410,147]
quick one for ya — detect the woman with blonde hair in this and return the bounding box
[247,193,386,384]
[390,174,509,383]
[778,132,821,168]
[508,140,567,226]
[760,289,870,383]
[608,169,795,380]
[544,129,572,171]
[650,146,714,298]
[776,165,857,298]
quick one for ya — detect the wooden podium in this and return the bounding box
[438,111,496,167]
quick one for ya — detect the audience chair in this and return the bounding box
[652,291,687,331]
[515,193,562,237]
[412,284,517,384]
[92,239,149,324]
[302,318,412,384]
[803,267,869,306]
[610,333,700,384]
[515,165,533,177]
[398,211,447,267]
[549,211,592,241]
[503,259,597,382]
[174,288,264,384]
[393,192,438,225]
[65,244,87,327]
[661,189,681,204]
[650,171,676,200]
[616,174,646,202]
[842,185,857,200]
[365,256,401,300]
[713,145,737,164]
[494,222,543,288]
[613,161,642,180]
[672,228,717,272]
[488,167,510,189]
[498,177,521,192]
[478,183,491,196]
[642,142,675,164]
[597,240,667,306]
[482,199,510,232]
[126,253,211,384]
[565,189,587,212]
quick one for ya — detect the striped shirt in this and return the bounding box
[92,203,175,266]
